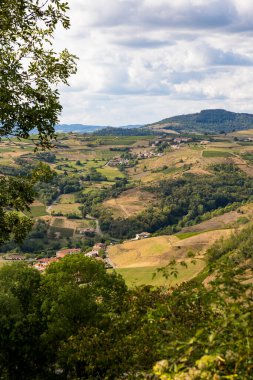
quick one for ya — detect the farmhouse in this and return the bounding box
[85,250,99,258]
[135,232,151,240]
[4,254,25,261]
[93,243,107,251]
[33,257,59,271]
[78,228,96,235]
[174,137,192,144]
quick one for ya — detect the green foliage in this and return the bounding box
[36,152,56,163]
[0,256,127,379]
[0,0,77,148]
[0,0,77,246]
[0,238,252,380]
[100,164,253,239]
[93,127,154,136]
[0,163,54,244]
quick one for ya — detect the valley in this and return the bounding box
[2,119,253,286]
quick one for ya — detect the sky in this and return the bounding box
[55,0,253,126]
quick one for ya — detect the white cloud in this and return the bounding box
[56,0,253,125]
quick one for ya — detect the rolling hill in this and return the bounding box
[148,109,253,134]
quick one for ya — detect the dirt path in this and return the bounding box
[115,198,130,217]
[46,194,61,214]
[86,214,102,235]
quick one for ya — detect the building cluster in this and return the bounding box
[78,228,96,235]
[107,149,164,168]
[107,158,131,167]
[173,137,193,144]
[135,232,151,240]
[33,243,107,272]
[84,243,107,258]
[137,151,163,159]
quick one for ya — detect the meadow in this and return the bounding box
[108,229,233,268]
[112,259,205,287]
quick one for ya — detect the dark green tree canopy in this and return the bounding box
[0,1,77,244]
[0,0,77,148]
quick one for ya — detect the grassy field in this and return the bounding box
[97,166,125,180]
[112,260,206,287]
[28,205,48,217]
[176,231,204,240]
[108,230,233,268]
[50,203,82,216]
[50,216,94,230]
[202,150,233,158]
[103,189,155,218]
[58,193,78,204]
[49,226,74,238]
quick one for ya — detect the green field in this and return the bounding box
[112,260,205,287]
[27,205,48,217]
[241,153,253,163]
[49,226,74,238]
[97,166,125,180]
[176,231,205,240]
[202,150,233,158]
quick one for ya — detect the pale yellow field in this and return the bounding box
[49,216,93,229]
[103,189,155,218]
[108,229,233,268]
[127,148,204,183]
[232,129,253,136]
[50,203,82,216]
[180,211,244,233]
[58,193,77,204]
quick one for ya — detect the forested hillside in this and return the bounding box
[99,164,253,238]
[0,223,252,379]
[149,109,253,133]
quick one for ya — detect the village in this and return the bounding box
[3,231,152,272]
[107,136,195,167]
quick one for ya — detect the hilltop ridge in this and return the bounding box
[148,109,253,134]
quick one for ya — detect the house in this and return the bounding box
[56,248,81,258]
[78,228,96,235]
[135,232,151,240]
[85,250,99,258]
[33,257,59,271]
[174,137,192,144]
[4,254,25,261]
[93,243,107,251]
[200,140,210,145]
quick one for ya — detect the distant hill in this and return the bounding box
[55,124,143,133]
[93,126,154,136]
[148,109,253,134]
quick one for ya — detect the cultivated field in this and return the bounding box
[50,203,82,216]
[108,229,233,268]
[103,188,155,218]
[113,259,205,287]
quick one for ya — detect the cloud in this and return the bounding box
[55,0,253,125]
[113,37,173,49]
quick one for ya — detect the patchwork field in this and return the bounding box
[103,189,155,218]
[108,229,233,268]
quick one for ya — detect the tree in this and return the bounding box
[0,0,77,244]
[0,0,77,148]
